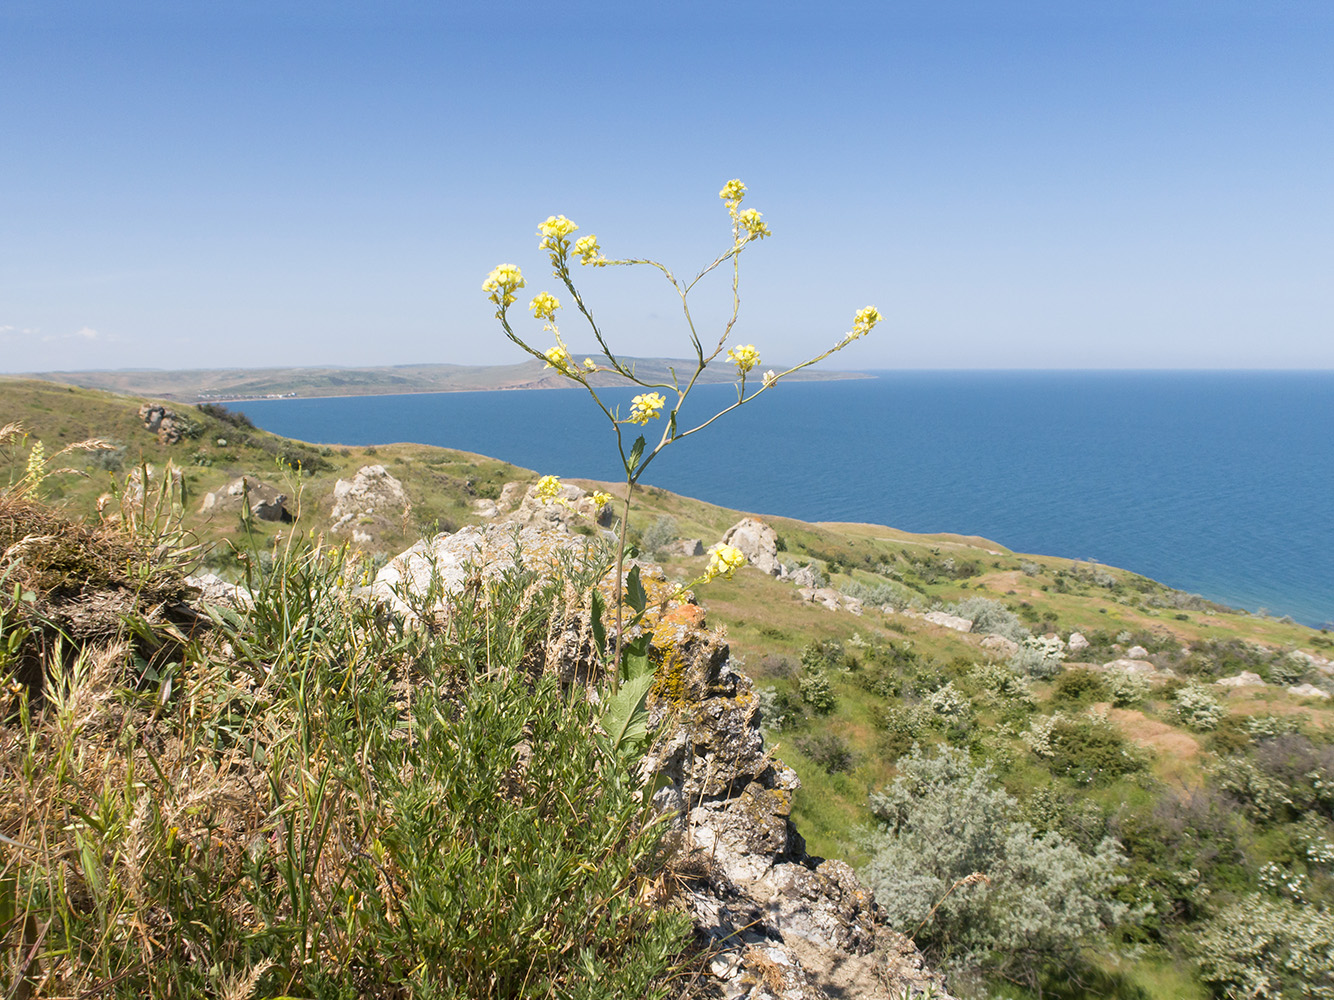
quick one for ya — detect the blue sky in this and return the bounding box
[2,0,1331,372]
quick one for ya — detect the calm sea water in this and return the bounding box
[237,371,1334,629]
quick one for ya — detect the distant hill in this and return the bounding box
[19,357,868,403]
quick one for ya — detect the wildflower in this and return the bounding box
[538,214,579,252]
[627,392,666,424]
[544,345,574,373]
[482,263,525,308]
[737,208,771,240]
[530,291,560,320]
[573,233,605,266]
[583,357,598,371]
[23,440,45,485]
[762,369,778,389]
[726,344,761,374]
[847,305,881,341]
[719,178,747,205]
[590,490,613,510]
[535,475,563,502]
[705,544,746,581]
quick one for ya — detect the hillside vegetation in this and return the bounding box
[3,378,1333,1000]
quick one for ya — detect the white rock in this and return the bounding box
[720,517,782,576]
[1067,632,1090,652]
[1103,658,1157,675]
[1127,645,1150,660]
[1216,671,1265,688]
[185,572,253,609]
[663,538,704,557]
[787,564,823,589]
[923,611,973,633]
[330,465,410,542]
[1288,683,1331,700]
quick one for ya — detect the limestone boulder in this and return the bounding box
[1127,645,1150,660]
[1289,683,1331,700]
[924,611,973,633]
[329,465,410,543]
[721,517,782,576]
[509,481,614,529]
[1216,671,1265,688]
[663,537,705,557]
[201,476,291,522]
[139,403,190,445]
[787,564,823,589]
[1068,632,1090,653]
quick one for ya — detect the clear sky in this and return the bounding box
[2,0,1331,373]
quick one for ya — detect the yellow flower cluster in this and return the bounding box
[535,474,563,502]
[705,544,746,581]
[24,440,45,485]
[848,305,882,341]
[573,234,606,266]
[544,345,573,373]
[726,344,761,375]
[737,208,771,240]
[719,179,747,206]
[590,490,613,510]
[482,263,525,308]
[536,216,578,252]
[530,292,560,320]
[627,392,666,424]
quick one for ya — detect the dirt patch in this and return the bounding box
[1104,706,1202,761]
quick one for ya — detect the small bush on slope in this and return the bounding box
[861,745,1132,993]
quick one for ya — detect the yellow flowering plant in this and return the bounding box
[485,179,879,683]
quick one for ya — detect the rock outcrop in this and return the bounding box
[200,476,291,522]
[922,610,972,633]
[330,464,410,543]
[138,403,190,444]
[373,513,955,1000]
[721,518,783,577]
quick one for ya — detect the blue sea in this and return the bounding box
[237,371,1334,629]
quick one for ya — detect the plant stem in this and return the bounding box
[611,482,635,693]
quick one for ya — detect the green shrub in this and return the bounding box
[1108,669,1151,707]
[800,639,845,672]
[1,531,690,998]
[862,746,1131,991]
[1050,667,1110,704]
[798,665,837,714]
[1008,635,1066,679]
[944,597,1030,643]
[795,733,858,774]
[1194,894,1334,999]
[1174,683,1226,731]
[639,515,677,556]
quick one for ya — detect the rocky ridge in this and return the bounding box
[372,481,954,1000]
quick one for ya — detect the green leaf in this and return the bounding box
[626,565,647,615]
[627,435,646,475]
[621,633,653,681]
[600,669,656,760]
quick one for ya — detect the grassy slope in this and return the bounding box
[6,377,1332,999]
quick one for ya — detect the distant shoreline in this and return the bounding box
[215,371,874,404]
[12,361,872,404]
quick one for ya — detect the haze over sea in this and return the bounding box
[239,371,1334,629]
